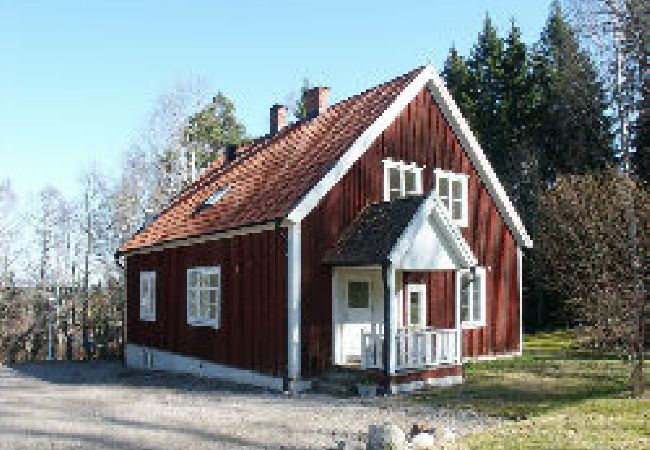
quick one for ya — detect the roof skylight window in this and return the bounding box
[204,186,230,206]
[194,186,230,215]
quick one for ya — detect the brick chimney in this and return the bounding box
[270,104,287,135]
[303,87,330,120]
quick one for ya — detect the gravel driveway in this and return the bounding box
[0,361,496,449]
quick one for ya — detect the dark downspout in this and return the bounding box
[382,262,392,392]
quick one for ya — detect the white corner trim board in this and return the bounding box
[286,222,302,383]
[126,343,312,392]
[287,65,437,223]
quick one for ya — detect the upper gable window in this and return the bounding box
[383,159,423,201]
[434,169,468,227]
[205,186,229,206]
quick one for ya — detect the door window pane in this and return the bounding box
[348,281,369,308]
[409,291,420,326]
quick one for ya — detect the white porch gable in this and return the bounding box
[388,189,477,271]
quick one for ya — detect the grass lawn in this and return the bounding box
[412,331,650,449]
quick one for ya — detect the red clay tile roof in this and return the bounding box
[118,66,425,254]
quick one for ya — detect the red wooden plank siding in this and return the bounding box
[126,86,521,380]
[301,87,521,376]
[126,229,287,377]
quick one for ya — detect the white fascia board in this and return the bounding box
[287,65,437,223]
[425,73,533,248]
[388,190,477,269]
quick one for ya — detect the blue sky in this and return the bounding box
[0,1,552,201]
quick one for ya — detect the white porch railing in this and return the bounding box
[361,327,459,370]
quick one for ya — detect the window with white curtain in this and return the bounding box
[187,266,221,328]
[139,271,156,321]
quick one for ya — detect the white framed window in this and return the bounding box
[458,267,486,328]
[406,283,427,327]
[187,266,221,328]
[139,271,156,322]
[434,169,469,227]
[383,159,423,201]
[347,279,371,309]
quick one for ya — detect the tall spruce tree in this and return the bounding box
[533,1,611,184]
[442,45,476,128]
[502,22,541,232]
[467,15,507,179]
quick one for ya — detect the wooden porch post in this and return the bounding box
[382,262,396,386]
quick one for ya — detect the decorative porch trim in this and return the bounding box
[125,343,312,392]
[388,190,477,269]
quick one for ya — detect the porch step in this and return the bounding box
[310,366,366,397]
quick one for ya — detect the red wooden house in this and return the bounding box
[117,65,532,393]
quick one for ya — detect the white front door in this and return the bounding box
[341,277,374,363]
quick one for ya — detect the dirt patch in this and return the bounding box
[0,361,496,449]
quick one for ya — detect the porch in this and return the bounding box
[361,326,459,370]
[323,196,477,389]
[331,266,462,376]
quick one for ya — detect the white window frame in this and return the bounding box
[434,169,469,227]
[186,266,221,328]
[139,271,156,322]
[345,276,372,311]
[406,283,427,327]
[383,159,424,201]
[457,267,486,328]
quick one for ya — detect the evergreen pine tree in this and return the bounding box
[185,92,247,167]
[442,45,476,128]
[533,1,611,183]
[467,14,507,180]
